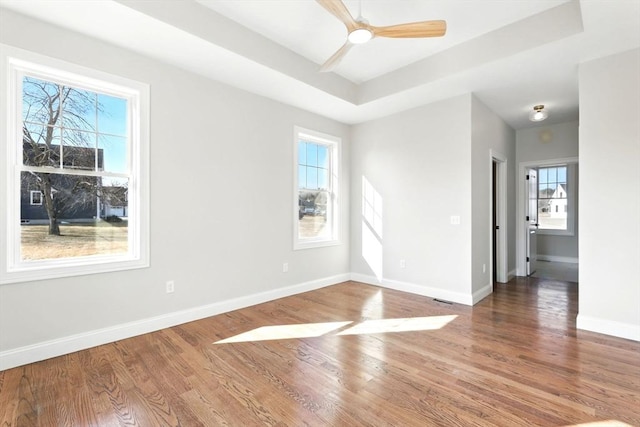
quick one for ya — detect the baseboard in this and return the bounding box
[0,273,350,371]
[576,314,640,342]
[350,273,474,306]
[472,283,493,304]
[537,255,579,264]
[508,269,517,280]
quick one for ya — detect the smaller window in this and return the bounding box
[30,191,42,205]
[293,126,340,250]
[536,164,575,236]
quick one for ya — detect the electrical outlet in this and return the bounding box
[166,280,175,294]
[283,262,289,273]
[400,259,406,268]
[450,215,461,225]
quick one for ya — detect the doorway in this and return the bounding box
[517,158,579,279]
[490,151,508,285]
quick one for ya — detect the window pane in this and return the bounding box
[298,165,306,189]
[318,145,328,169]
[307,167,318,189]
[99,135,127,174]
[538,168,547,184]
[20,172,128,261]
[61,87,97,132]
[98,94,127,136]
[306,143,318,167]
[539,185,553,199]
[23,124,61,168]
[298,141,306,165]
[547,167,557,183]
[318,168,328,189]
[62,131,96,171]
[298,190,329,239]
[22,76,61,125]
[557,166,567,183]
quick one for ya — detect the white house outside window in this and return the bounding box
[294,126,340,249]
[1,47,149,284]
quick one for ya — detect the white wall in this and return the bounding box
[350,95,473,302]
[578,48,640,341]
[0,10,350,368]
[516,121,579,260]
[471,96,516,293]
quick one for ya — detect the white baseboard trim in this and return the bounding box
[350,273,474,306]
[0,273,350,371]
[537,255,579,264]
[472,283,493,304]
[576,314,640,342]
[508,269,517,280]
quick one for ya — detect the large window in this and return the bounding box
[536,164,575,235]
[294,126,340,249]
[1,47,149,284]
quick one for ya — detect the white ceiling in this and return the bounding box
[196,0,569,83]
[1,0,639,129]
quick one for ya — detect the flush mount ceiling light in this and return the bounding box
[529,105,549,122]
[348,27,373,44]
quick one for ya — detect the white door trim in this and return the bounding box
[490,150,508,284]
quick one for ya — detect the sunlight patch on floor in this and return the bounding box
[215,321,352,344]
[336,315,458,336]
[214,315,458,344]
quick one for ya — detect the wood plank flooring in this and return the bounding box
[1,277,639,426]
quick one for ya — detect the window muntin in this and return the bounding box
[294,127,340,249]
[1,48,149,284]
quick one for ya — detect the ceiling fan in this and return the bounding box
[316,0,447,72]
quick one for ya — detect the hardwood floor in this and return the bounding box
[1,277,639,426]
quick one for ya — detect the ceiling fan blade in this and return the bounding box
[319,41,353,72]
[371,20,447,38]
[316,0,358,32]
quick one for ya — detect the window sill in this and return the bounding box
[1,255,149,285]
[294,239,341,251]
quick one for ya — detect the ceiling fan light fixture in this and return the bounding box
[348,28,373,44]
[529,104,549,122]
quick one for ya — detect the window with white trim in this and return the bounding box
[30,191,42,206]
[1,47,149,284]
[294,126,340,249]
[536,164,575,235]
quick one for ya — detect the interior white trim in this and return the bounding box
[0,273,350,371]
[350,273,475,306]
[576,314,640,342]
[472,283,493,304]
[491,150,508,283]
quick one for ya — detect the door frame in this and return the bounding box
[516,157,578,276]
[490,150,508,283]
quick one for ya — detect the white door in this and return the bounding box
[526,168,538,276]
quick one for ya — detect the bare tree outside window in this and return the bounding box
[20,75,129,260]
